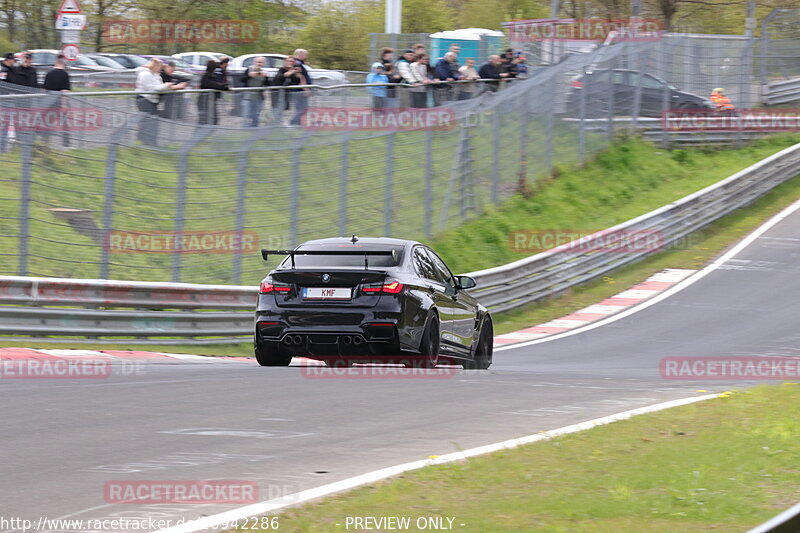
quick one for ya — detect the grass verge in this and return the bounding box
[247,385,800,532]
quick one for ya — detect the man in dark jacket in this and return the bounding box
[1,53,18,84]
[15,53,39,88]
[42,56,72,147]
[290,49,312,125]
[478,55,509,92]
[432,52,461,106]
[199,60,229,125]
[160,61,188,119]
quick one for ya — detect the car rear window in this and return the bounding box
[280,245,404,268]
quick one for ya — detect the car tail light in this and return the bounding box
[259,281,291,293]
[571,80,583,88]
[362,281,404,294]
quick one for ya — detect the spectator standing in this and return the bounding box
[384,64,402,108]
[379,47,395,68]
[457,58,479,100]
[0,53,19,152]
[395,50,417,107]
[42,55,72,148]
[412,43,426,56]
[367,62,388,110]
[15,53,38,88]
[272,56,303,125]
[0,52,17,84]
[290,49,312,126]
[478,55,509,92]
[433,52,461,105]
[410,53,432,108]
[136,58,179,146]
[160,61,188,119]
[198,60,229,125]
[241,56,269,127]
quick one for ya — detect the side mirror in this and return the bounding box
[455,275,477,290]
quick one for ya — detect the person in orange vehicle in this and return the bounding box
[710,87,735,111]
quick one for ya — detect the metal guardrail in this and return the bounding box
[1,143,799,342]
[465,142,800,313]
[748,501,800,533]
[762,77,800,105]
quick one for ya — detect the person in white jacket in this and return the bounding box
[135,59,179,146]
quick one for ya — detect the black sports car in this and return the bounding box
[565,68,715,118]
[254,237,493,369]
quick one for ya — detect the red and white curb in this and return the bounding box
[492,268,697,348]
[0,268,695,365]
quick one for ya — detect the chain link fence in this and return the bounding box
[0,36,792,287]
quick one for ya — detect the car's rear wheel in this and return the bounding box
[254,338,292,367]
[411,314,440,368]
[463,318,493,370]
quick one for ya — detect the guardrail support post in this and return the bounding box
[290,137,302,247]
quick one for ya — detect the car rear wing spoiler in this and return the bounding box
[261,249,398,269]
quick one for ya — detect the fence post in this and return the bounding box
[384,132,394,237]
[491,110,500,204]
[519,93,530,192]
[424,129,433,239]
[545,73,555,174]
[17,133,33,277]
[578,66,587,163]
[171,129,212,283]
[290,138,302,247]
[100,141,118,280]
[232,129,269,284]
[339,132,350,236]
[661,41,671,149]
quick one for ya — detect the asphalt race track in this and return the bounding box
[2,205,799,531]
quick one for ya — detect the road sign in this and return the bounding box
[55,14,86,30]
[58,0,81,14]
[61,43,80,61]
[61,30,81,43]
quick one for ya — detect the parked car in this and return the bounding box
[85,54,127,70]
[229,53,347,86]
[171,51,229,75]
[565,68,715,118]
[255,237,493,369]
[94,53,149,70]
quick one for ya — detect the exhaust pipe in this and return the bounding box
[353,336,364,345]
[282,336,293,345]
[341,336,352,345]
[292,335,304,345]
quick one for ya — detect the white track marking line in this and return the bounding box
[496,197,800,352]
[152,393,721,533]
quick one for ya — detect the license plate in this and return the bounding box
[302,287,352,300]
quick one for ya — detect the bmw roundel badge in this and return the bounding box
[322,273,330,283]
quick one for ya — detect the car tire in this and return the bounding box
[254,338,292,367]
[463,318,493,370]
[411,314,440,368]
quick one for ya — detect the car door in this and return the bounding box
[411,246,459,354]
[633,73,668,117]
[425,248,477,355]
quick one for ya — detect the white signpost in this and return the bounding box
[57,0,82,51]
